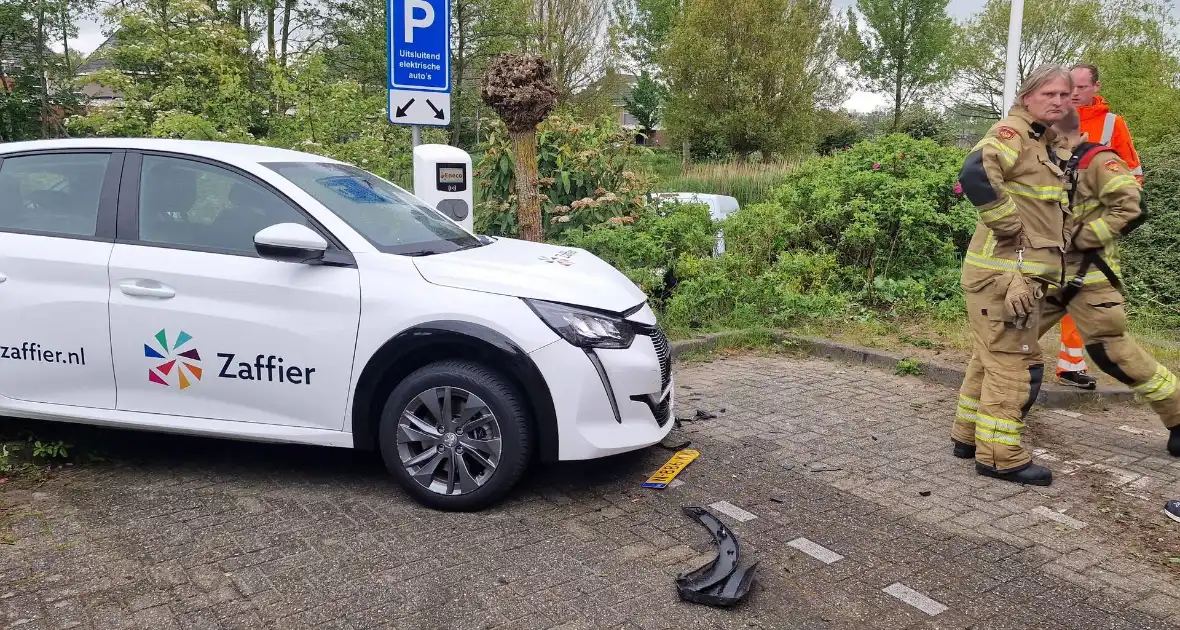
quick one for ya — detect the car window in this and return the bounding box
[138,155,314,255]
[261,161,482,256]
[0,153,110,237]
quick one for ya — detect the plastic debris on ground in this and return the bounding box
[675,506,758,607]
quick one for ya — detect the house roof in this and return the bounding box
[77,32,120,75]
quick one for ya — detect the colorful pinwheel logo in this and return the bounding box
[145,329,202,390]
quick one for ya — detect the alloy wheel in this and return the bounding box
[396,386,503,496]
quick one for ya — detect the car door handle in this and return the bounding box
[119,279,175,299]
[0,273,6,283]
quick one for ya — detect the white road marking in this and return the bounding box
[1032,448,1060,462]
[710,500,757,522]
[1032,506,1087,530]
[1091,463,1142,487]
[787,537,844,564]
[1052,409,1083,419]
[1116,425,1164,436]
[669,479,685,488]
[883,583,948,616]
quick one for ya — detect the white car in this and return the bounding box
[0,138,675,511]
[652,192,740,255]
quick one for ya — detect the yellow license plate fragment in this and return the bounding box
[643,448,700,488]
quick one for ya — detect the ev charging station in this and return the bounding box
[413,144,474,232]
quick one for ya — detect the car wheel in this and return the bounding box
[377,360,533,511]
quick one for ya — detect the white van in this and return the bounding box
[0,138,674,511]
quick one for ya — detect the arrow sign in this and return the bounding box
[395,98,415,117]
[426,99,444,120]
[388,0,450,127]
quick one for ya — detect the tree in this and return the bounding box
[527,0,612,99]
[449,0,531,146]
[610,0,680,72]
[0,0,41,141]
[660,0,847,160]
[1078,2,1180,150]
[623,69,666,139]
[480,53,560,243]
[841,0,954,130]
[67,0,264,139]
[950,0,1173,120]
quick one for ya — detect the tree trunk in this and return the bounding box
[0,37,13,142]
[509,129,542,242]
[893,18,906,131]
[60,0,70,73]
[280,0,293,68]
[37,0,48,138]
[266,0,276,63]
[681,138,690,168]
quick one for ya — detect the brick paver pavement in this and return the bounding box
[4,353,1180,629]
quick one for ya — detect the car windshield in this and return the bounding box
[261,161,481,256]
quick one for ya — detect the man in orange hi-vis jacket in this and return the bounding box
[1051,63,1144,389]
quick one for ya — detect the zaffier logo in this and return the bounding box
[145,329,202,390]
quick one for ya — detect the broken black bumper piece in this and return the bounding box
[676,506,758,607]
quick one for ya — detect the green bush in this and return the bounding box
[660,251,852,333]
[559,201,716,300]
[899,107,955,145]
[815,109,868,155]
[1123,133,1180,324]
[633,134,974,333]
[472,112,655,239]
[754,133,974,294]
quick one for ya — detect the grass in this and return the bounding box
[658,159,802,207]
[672,328,806,363]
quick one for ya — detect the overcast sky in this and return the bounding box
[61,0,1168,113]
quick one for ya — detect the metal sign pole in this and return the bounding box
[1001,0,1025,114]
[412,125,421,147]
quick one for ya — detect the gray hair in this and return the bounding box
[1016,64,1074,106]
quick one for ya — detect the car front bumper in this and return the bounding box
[528,324,676,460]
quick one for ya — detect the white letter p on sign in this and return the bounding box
[404,0,434,43]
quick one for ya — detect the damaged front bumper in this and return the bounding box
[676,506,758,607]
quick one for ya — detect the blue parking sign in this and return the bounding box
[389,0,450,93]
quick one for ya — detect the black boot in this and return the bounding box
[952,440,975,459]
[1057,370,1097,390]
[976,462,1053,486]
[1169,427,1180,457]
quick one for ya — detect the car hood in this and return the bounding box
[411,237,649,313]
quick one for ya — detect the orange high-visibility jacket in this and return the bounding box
[1077,96,1143,184]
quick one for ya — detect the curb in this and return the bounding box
[668,329,1137,410]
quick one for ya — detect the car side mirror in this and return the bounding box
[254,223,329,263]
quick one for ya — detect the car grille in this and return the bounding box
[651,325,671,390]
[636,323,673,427]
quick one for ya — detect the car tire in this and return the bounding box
[377,360,533,512]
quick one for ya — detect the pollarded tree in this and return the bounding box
[479,52,560,243]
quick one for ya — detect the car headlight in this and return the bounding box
[524,299,636,349]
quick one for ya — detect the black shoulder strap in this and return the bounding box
[1063,141,1104,210]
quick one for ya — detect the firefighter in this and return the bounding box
[949,65,1075,487]
[1053,64,1145,390]
[956,108,1180,463]
[1041,107,1180,450]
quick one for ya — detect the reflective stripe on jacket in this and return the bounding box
[1078,96,1142,184]
[1066,148,1144,286]
[957,106,1068,289]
